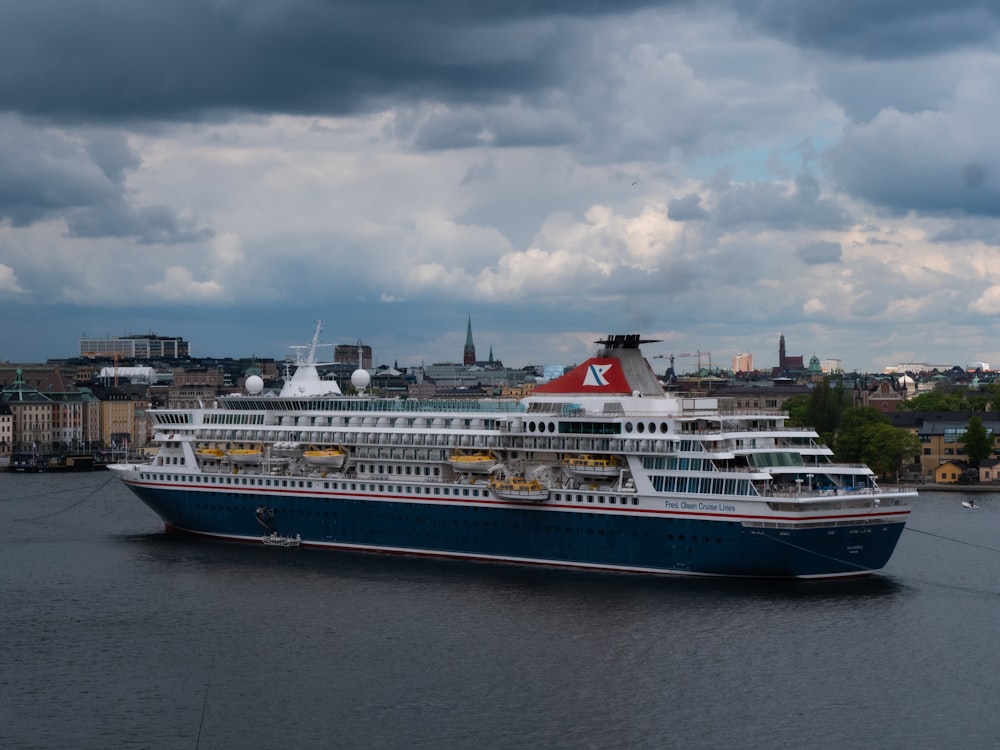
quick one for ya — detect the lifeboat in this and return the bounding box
[227,447,263,465]
[196,447,225,460]
[561,454,620,478]
[488,476,549,502]
[447,451,497,473]
[302,446,347,469]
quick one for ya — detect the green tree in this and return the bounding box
[897,390,966,412]
[834,407,888,463]
[859,423,922,480]
[792,377,852,446]
[783,394,810,428]
[960,415,994,468]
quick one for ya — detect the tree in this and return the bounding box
[960,415,994,468]
[789,377,852,447]
[897,390,966,412]
[783,394,810,428]
[859,423,922,481]
[835,407,888,463]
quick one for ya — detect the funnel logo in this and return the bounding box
[583,362,613,387]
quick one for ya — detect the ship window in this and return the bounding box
[660,423,669,433]
[636,422,645,433]
[625,422,633,433]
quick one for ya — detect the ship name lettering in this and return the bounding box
[665,500,735,512]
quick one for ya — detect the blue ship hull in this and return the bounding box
[125,480,905,579]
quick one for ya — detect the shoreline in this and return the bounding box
[905,483,1000,493]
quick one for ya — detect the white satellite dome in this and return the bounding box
[245,375,264,394]
[351,369,371,391]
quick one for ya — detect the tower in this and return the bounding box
[779,333,786,369]
[463,314,477,365]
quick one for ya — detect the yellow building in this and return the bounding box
[933,460,968,484]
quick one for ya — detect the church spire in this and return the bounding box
[463,314,477,365]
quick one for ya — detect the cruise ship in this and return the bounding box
[109,328,914,579]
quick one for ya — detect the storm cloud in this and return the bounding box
[2,0,1000,371]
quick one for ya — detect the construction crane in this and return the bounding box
[654,351,712,375]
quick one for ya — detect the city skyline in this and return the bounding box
[3,3,1000,371]
[2,324,987,376]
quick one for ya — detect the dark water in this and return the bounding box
[2,473,999,750]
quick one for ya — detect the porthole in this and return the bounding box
[637,422,645,433]
[625,422,633,433]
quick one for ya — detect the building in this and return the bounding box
[87,384,149,451]
[883,362,954,374]
[732,352,753,374]
[933,460,969,484]
[334,344,372,370]
[854,377,908,414]
[713,381,811,411]
[772,334,804,377]
[0,403,12,467]
[0,369,54,457]
[0,363,77,392]
[978,457,1000,483]
[79,334,189,360]
[463,315,477,366]
[889,411,1000,478]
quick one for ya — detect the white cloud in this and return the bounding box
[969,286,1000,316]
[0,263,29,295]
[143,266,227,302]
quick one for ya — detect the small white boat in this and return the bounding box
[302,447,347,468]
[448,451,497,473]
[488,476,549,502]
[962,500,977,509]
[227,447,263,465]
[561,454,620,478]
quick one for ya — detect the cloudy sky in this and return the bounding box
[2,0,1000,373]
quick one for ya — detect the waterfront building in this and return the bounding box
[889,411,1000,478]
[0,403,12,466]
[0,370,54,456]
